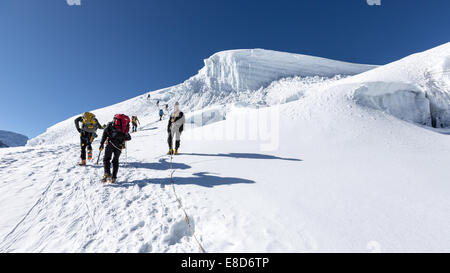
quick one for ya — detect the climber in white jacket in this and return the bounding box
[167,102,186,155]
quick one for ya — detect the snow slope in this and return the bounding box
[2,44,450,252]
[0,130,28,148]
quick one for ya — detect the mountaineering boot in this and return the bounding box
[101,174,111,183]
[168,149,173,155]
[78,160,87,166]
[88,150,93,161]
[111,177,117,184]
[174,149,178,155]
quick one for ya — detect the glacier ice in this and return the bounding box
[347,42,450,127]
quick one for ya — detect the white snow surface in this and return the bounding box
[0,130,28,148]
[2,45,450,252]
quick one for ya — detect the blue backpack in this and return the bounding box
[159,109,164,116]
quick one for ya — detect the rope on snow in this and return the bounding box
[168,153,206,253]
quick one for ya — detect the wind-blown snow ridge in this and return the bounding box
[194,49,377,92]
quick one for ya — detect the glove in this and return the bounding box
[99,144,104,151]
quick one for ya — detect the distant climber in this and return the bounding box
[99,114,131,184]
[157,100,160,107]
[159,109,164,121]
[74,112,104,166]
[131,115,140,132]
[147,94,151,100]
[167,102,185,155]
[165,104,169,111]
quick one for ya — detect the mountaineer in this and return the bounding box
[99,114,132,183]
[167,102,185,155]
[74,112,104,166]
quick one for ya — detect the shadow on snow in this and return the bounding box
[107,152,297,188]
[139,127,158,131]
[124,158,191,171]
[110,172,255,188]
[181,152,302,162]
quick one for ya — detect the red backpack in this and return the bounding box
[114,114,130,135]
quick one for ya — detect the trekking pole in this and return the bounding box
[125,142,128,167]
[96,149,103,165]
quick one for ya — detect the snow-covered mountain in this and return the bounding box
[0,130,28,148]
[28,49,376,146]
[2,44,450,252]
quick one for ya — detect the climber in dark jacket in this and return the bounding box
[99,115,132,183]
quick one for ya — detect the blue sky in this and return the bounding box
[0,0,449,138]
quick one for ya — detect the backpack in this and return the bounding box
[159,109,163,116]
[113,114,130,135]
[82,112,97,133]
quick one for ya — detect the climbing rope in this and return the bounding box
[83,171,99,234]
[168,154,206,253]
[0,159,63,251]
[108,140,122,152]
